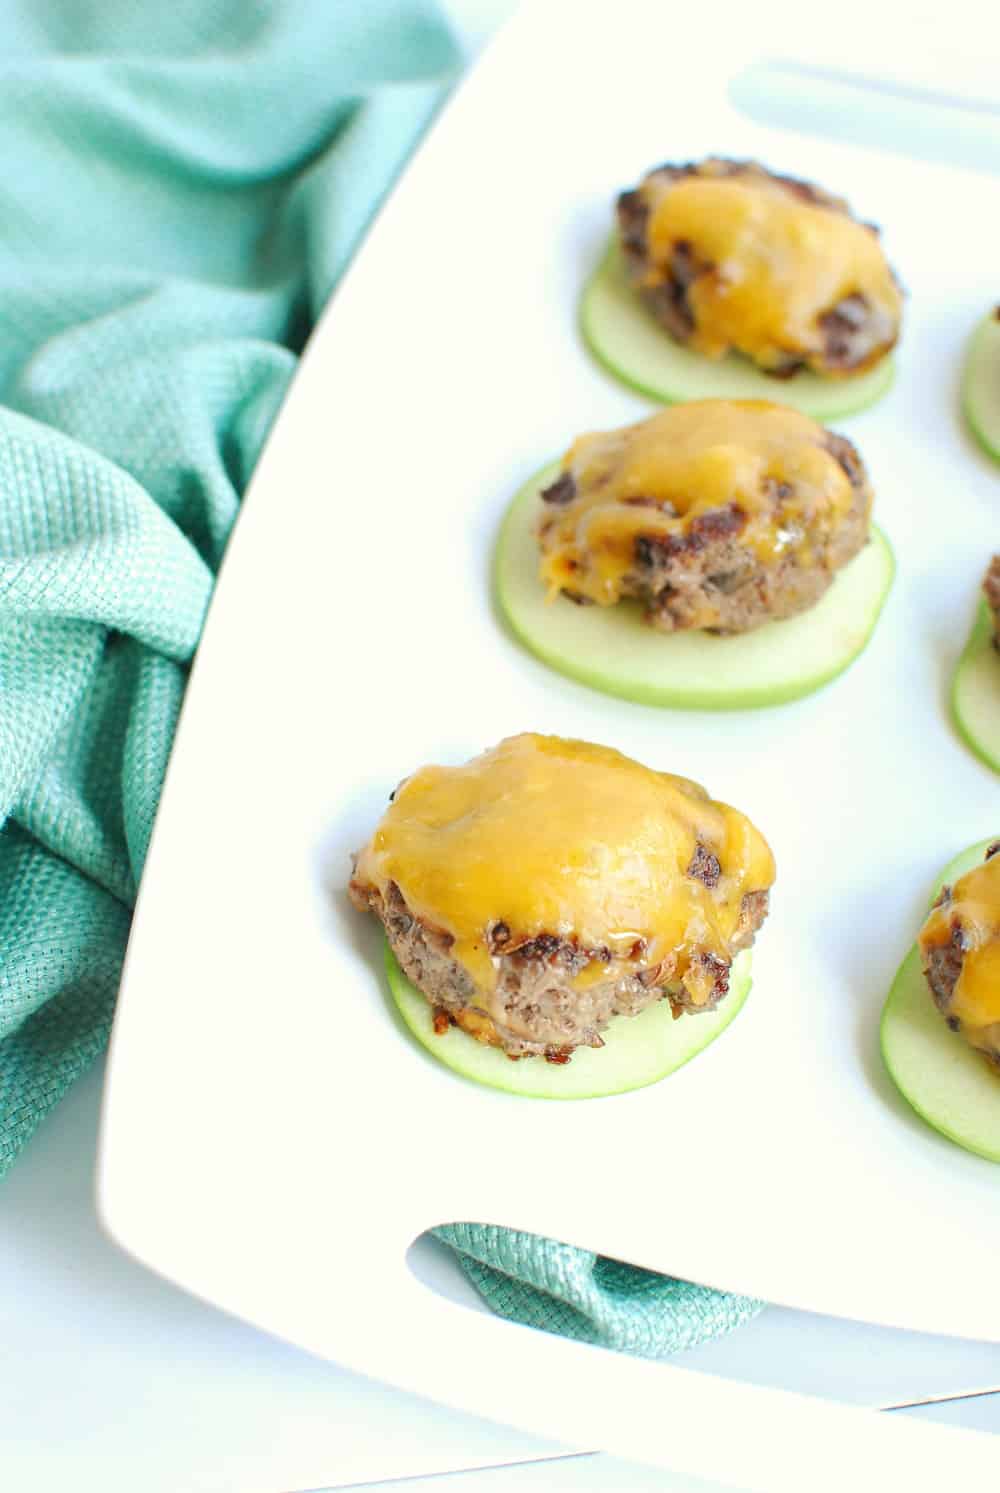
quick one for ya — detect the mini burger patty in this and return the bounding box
[984,555,1000,645]
[919,842,1000,1070]
[350,878,770,1062]
[617,157,902,378]
[537,401,873,635]
[349,734,775,1062]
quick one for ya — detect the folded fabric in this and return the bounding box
[437,1224,762,1358]
[0,0,761,1356]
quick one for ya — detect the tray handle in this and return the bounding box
[360,1256,999,1493]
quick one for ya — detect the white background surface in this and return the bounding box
[4,1,1000,1491]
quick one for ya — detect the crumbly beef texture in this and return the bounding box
[542,431,871,635]
[922,842,1000,1070]
[349,877,769,1063]
[984,556,1000,646]
[616,158,899,378]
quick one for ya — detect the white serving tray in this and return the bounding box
[98,2,1000,1488]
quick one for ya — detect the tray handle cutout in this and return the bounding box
[731,62,1000,176]
[366,1233,1000,1493]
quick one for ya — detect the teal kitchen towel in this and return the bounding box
[0,0,762,1357]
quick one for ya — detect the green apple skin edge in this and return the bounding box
[962,310,1000,463]
[881,840,1000,1163]
[495,464,894,712]
[386,943,752,1100]
[952,602,1000,776]
[581,240,896,419]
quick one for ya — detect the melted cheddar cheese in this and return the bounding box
[537,400,864,607]
[638,170,901,372]
[353,734,775,997]
[919,851,1000,1062]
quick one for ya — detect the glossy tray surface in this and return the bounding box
[98,4,1000,1488]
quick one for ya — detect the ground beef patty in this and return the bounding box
[537,401,873,636]
[919,842,1000,1070]
[984,555,1000,645]
[348,734,775,1063]
[617,157,902,378]
[350,879,770,1062]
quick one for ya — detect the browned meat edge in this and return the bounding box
[350,875,769,1062]
[983,556,1000,646]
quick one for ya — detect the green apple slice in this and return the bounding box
[881,839,1000,1162]
[495,463,895,711]
[385,942,751,1100]
[580,240,896,419]
[962,310,1000,463]
[952,601,1000,775]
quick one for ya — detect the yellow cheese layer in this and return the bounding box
[641,174,901,369]
[537,400,861,607]
[920,852,1000,1046]
[354,734,775,994]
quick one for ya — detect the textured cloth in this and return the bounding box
[437,1225,762,1359]
[0,0,761,1359]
